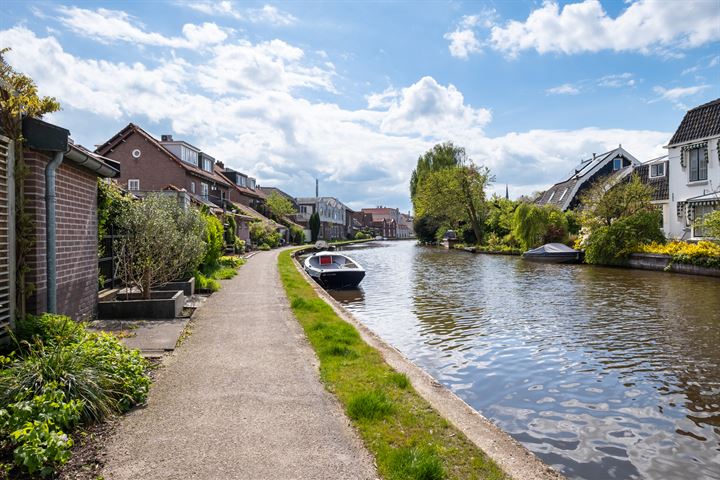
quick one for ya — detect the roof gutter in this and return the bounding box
[64,146,119,178]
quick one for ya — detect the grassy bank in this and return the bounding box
[278,250,506,480]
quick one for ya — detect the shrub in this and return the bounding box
[219,256,245,268]
[698,209,720,240]
[0,315,150,477]
[309,212,321,242]
[250,221,280,248]
[258,243,271,251]
[114,195,205,299]
[202,213,224,268]
[585,210,665,265]
[512,203,549,250]
[194,272,221,292]
[290,225,306,245]
[347,390,394,420]
[638,240,720,269]
[212,267,237,280]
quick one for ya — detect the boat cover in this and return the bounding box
[525,243,579,255]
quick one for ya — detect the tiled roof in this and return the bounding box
[96,123,231,187]
[624,158,669,201]
[214,165,264,199]
[668,98,720,146]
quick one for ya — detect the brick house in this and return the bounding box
[95,124,231,207]
[220,167,266,213]
[362,207,402,239]
[22,138,118,321]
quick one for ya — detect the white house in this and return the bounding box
[666,98,720,240]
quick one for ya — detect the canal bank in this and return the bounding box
[328,240,720,480]
[287,247,563,480]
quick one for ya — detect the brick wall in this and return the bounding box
[24,150,99,321]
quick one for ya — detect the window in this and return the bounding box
[180,146,198,166]
[650,163,665,177]
[558,188,568,201]
[236,176,247,188]
[190,182,195,193]
[613,157,622,170]
[248,178,256,190]
[128,179,140,191]
[693,205,716,237]
[689,148,707,182]
[201,182,209,198]
[202,157,212,171]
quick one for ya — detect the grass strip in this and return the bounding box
[278,250,507,480]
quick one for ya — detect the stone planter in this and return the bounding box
[98,289,185,319]
[627,253,720,278]
[156,277,195,296]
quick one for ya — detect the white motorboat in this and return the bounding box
[303,251,365,289]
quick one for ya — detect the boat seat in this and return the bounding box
[319,256,332,265]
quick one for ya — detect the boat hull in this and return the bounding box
[521,252,582,264]
[306,268,365,289]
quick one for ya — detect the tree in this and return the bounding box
[410,142,465,205]
[266,192,297,221]
[1,48,61,318]
[114,195,206,299]
[698,209,720,240]
[309,211,321,242]
[512,203,549,251]
[414,164,492,244]
[579,173,656,233]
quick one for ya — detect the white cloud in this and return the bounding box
[444,12,496,59]
[56,6,228,48]
[652,84,709,109]
[248,5,297,26]
[547,84,580,95]
[184,1,296,25]
[366,87,399,109]
[597,72,635,88]
[489,0,720,57]
[0,25,673,209]
[444,29,482,59]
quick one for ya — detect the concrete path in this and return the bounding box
[101,249,377,480]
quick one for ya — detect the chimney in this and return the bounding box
[592,153,596,161]
[216,160,225,169]
[315,178,319,198]
[161,134,173,142]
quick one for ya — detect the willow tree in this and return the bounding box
[410,142,465,204]
[414,163,492,244]
[1,48,61,318]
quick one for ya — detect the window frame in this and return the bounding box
[613,157,622,171]
[127,179,140,191]
[650,163,665,178]
[201,182,209,198]
[688,147,707,182]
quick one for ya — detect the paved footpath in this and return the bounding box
[101,249,377,480]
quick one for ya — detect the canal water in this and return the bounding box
[329,240,720,480]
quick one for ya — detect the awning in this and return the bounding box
[685,192,720,206]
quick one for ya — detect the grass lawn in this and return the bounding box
[278,250,507,480]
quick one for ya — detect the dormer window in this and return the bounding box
[248,178,256,190]
[236,176,247,188]
[180,146,198,166]
[650,163,665,178]
[613,157,622,170]
[202,157,212,172]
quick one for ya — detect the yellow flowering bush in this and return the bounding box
[637,241,720,268]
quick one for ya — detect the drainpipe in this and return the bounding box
[45,151,64,313]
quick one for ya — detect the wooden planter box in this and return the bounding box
[98,289,185,319]
[156,277,195,296]
[627,253,720,278]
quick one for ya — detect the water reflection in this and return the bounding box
[331,240,720,480]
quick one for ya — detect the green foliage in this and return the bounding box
[309,212,321,242]
[223,215,237,246]
[202,213,224,267]
[354,231,371,240]
[414,164,492,244]
[512,203,547,250]
[410,142,464,202]
[290,225,305,245]
[278,250,505,480]
[266,192,297,221]
[194,272,221,292]
[698,209,720,240]
[347,391,394,421]
[413,215,442,244]
[485,197,517,239]
[114,195,206,298]
[97,180,131,253]
[0,315,150,477]
[219,256,245,268]
[387,372,410,389]
[585,210,665,265]
[543,207,569,244]
[212,267,237,280]
[249,221,281,248]
[258,243,271,251]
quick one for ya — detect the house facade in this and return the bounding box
[23,138,118,321]
[537,147,640,211]
[220,167,266,213]
[95,124,231,208]
[295,197,349,240]
[666,98,720,240]
[398,213,414,238]
[362,207,401,239]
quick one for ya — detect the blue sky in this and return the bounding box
[1,1,719,212]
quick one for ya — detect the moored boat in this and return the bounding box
[303,251,366,289]
[522,243,583,264]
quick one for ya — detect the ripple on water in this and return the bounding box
[331,241,720,480]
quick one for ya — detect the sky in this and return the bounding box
[1,0,719,212]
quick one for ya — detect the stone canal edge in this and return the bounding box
[291,249,565,480]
